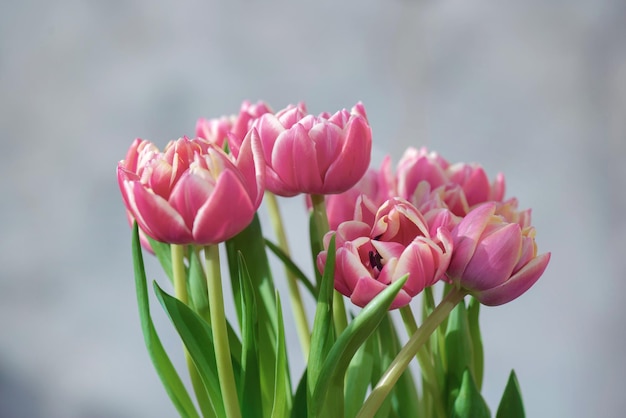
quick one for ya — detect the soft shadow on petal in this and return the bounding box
[476,252,551,306]
[192,170,255,244]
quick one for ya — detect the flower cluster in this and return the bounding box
[117,99,552,418]
[119,100,373,244]
[318,146,550,308]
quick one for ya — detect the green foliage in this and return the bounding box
[310,275,408,418]
[450,369,491,418]
[496,370,525,418]
[445,301,474,411]
[265,238,317,298]
[467,297,484,390]
[131,224,199,418]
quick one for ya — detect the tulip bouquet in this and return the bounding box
[117,100,550,418]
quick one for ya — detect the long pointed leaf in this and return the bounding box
[226,213,279,417]
[496,370,525,418]
[271,293,291,418]
[467,297,484,390]
[307,235,337,412]
[146,235,174,284]
[237,254,263,418]
[450,369,490,418]
[344,333,375,418]
[131,224,199,418]
[311,275,408,417]
[153,282,227,418]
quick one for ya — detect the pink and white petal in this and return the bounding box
[475,252,550,306]
[271,125,322,194]
[448,203,496,278]
[128,181,191,244]
[192,170,256,244]
[338,243,373,292]
[350,277,388,308]
[323,117,372,194]
[462,223,522,291]
[169,168,216,231]
[235,128,266,207]
[309,123,343,176]
[254,114,285,162]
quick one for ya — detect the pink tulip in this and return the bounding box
[324,156,395,230]
[447,203,550,306]
[196,100,272,154]
[396,147,450,201]
[254,103,372,196]
[117,131,265,245]
[317,198,452,309]
[195,115,235,148]
[446,163,505,207]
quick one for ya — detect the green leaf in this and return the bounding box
[291,371,308,418]
[226,213,280,417]
[451,369,490,418]
[265,238,317,298]
[311,275,409,417]
[236,254,263,418]
[146,235,174,284]
[131,224,199,418]
[467,296,484,390]
[379,315,419,418]
[344,332,375,418]
[187,249,209,317]
[309,211,324,290]
[271,293,291,418]
[153,282,227,418]
[307,235,337,411]
[496,370,525,418]
[445,301,474,410]
[369,329,392,418]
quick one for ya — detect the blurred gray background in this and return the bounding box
[1,0,624,417]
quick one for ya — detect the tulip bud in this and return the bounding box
[447,203,550,306]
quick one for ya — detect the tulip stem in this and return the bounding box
[357,287,467,418]
[399,305,445,418]
[172,245,215,417]
[265,192,311,359]
[311,193,348,335]
[204,244,241,418]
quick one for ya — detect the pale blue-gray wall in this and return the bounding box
[1,0,624,417]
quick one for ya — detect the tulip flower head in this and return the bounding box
[254,102,372,196]
[447,202,550,306]
[317,198,452,309]
[196,99,272,154]
[118,131,265,245]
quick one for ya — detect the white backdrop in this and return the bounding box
[1,0,624,417]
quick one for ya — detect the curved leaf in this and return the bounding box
[131,223,199,418]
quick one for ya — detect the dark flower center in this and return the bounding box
[369,250,383,271]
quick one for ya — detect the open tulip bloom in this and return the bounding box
[118,100,550,418]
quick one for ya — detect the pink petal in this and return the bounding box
[126,180,192,244]
[461,223,522,291]
[271,125,322,195]
[476,252,550,306]
[168,168,216,231]
[323,117,372,194]
[254,114,285,162]
[236,128,266,208]
[191,169,256,244]
[337,244,373,293]
[448,202,496,279]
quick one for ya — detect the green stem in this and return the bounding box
[172,245,188,304]
[357,287,467,418]
[205,244,241,418]
[399,305,445,418]
[172,245,215,417]
[266,192,311,358]
[310,193,348,335]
